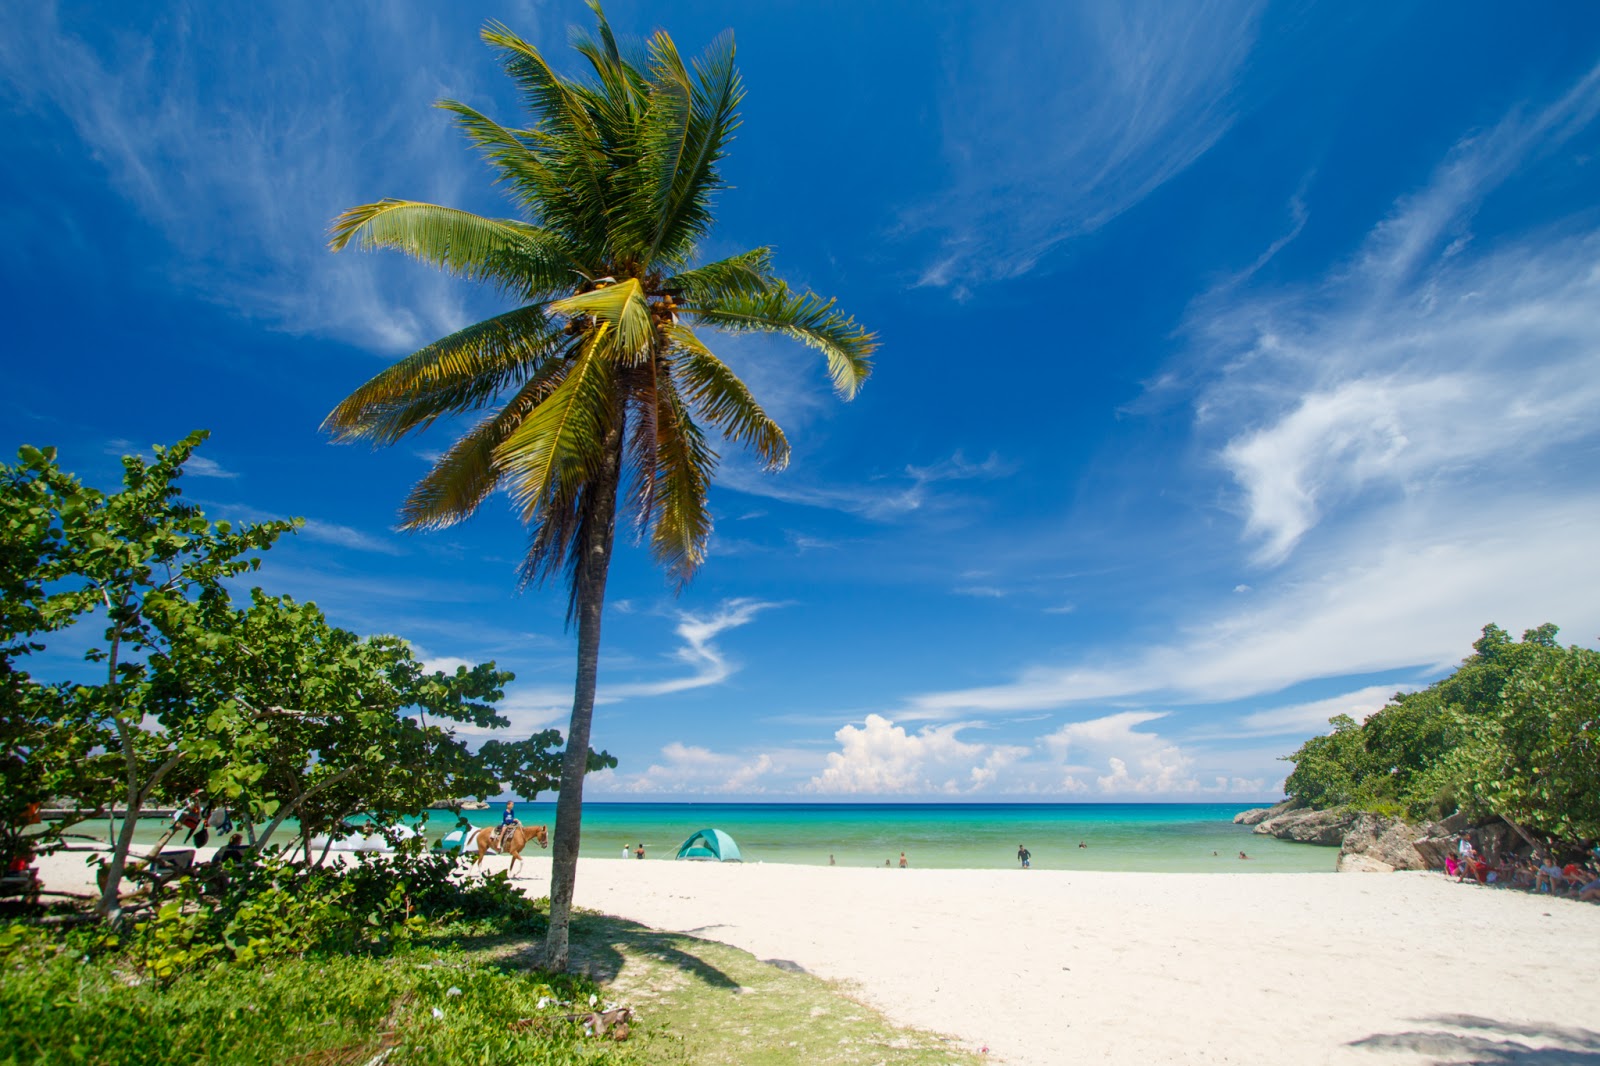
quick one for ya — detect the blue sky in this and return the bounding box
[6,2,1600,800]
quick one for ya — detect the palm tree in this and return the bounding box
[322,4,874,970]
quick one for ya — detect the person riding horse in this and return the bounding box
[497,801,520,849]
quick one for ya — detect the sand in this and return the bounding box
[33,849,1600,1064]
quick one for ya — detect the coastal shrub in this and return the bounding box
[0,926,634,1066]
[1282,624,1600,849]
[116,851,545,981]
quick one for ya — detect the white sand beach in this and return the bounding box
[34,851,1599,1064]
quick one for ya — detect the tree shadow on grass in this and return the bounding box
[1349,1014,1600,1064]
[475,913,740,990]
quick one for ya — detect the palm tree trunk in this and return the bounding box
[544,412,625,972]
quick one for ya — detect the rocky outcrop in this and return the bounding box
[1338,814,1431,871]
[1336,852,1396,873]
[1248,803,1534,874]
[1253,806,1357,846]
[1234,800,1297,826]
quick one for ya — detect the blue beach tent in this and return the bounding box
[675,828,743,862]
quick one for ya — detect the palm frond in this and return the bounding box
[549,279,655,363]
[480,22,613,242]
[641,29,742,266]
[398,364,568,530]
[435,101,574,235]
[666,248,775,303]
[495,329,618,523]
[687,284,875,399]
[646,363,715,582]
[664,324,789,470]
[323,305,562,445]
[328,201,574,300]
[572,1,649,127]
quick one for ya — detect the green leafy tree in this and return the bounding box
[1282,715,1372,808]
[0,447,119,868]
[160,589,601,861]
[324,4,874,968]
[1446,640,1600,843]
[1283,624,1600,849]
[0,434,295,915]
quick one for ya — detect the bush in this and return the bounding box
[0,926,633,1066]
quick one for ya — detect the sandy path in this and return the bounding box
[33,850,1599,1064]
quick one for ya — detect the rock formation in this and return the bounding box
[1234,801,1540,874]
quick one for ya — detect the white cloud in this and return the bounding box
[299,519,407,556]
[906,0,1264,293]
[605,598,777,699]
[0,4,528,354]
[719,449,1011,521]
[1043,711,1196,794]
[182,456,239,479]
[105,438,237,478]
[799,711,1264,798]
[905,491,1600,716]
[1226,684,1415,739]
[1196,62,1600,563]
[594,742,780,795]
[807,714,1029,795]
[899,63,1600,728]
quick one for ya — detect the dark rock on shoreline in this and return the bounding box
[1233,800,1297,826]
[1253,806,1356,846]
[1239,802,1537,874]
[1338,814,1429,871]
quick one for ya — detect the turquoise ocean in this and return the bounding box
[94,803,1332,873]
[438,802,1330,873]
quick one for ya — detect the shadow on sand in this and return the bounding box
[1349,1014,1600,1064]
[561,913,740,989]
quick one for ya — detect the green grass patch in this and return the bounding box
[1,900,979,1065]
[563,913,981,1066]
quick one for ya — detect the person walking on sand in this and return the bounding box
[1017,844,1031,869]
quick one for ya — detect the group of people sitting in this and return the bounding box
[1446,837,1600,900]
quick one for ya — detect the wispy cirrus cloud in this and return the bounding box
[0,3,531,354]
[719,449,1011,521]
[895,64,1600,729]
[607,598,777,699]
[906,0,1265,294]
[591,742,781,795]
[902,492,1600,719]
[1198,61,1600,564]
[106,438,239,478]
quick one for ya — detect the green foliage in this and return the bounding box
[0,925,630,1066]
[1282,624,1600,848]
[1282,715,1371,808]
[1445,642,1600,842]
[102,851,544,983]
[0,432,292,890]
[0,437,605,918]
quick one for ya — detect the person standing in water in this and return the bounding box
[1017,844,1031,869]
[899,851,908,868]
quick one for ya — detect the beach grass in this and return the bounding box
[565,912,981,1065]
[0,907,978,1066]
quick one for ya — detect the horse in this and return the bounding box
[469,823,548,878]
